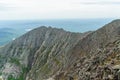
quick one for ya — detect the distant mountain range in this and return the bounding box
[0,19,120,80]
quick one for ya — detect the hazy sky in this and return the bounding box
[0,0,120,20]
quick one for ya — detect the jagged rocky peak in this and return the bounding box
[0,26,89,80]
[0,19,120,80]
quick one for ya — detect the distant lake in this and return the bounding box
[0,18,115,45]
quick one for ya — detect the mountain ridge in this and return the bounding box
[0,20,120,80]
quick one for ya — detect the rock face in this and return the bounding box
[0,20,120,80]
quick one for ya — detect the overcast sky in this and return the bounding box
[0,0,120,20]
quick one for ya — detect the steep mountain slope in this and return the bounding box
[55,19,120,80]
[0,26,90,80]
[0,20,120,80]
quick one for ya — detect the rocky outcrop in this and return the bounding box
[54,19,120,80]
[0,20,120,80]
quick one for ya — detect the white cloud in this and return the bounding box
[0,0,120,20]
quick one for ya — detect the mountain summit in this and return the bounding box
[0,20,120,80]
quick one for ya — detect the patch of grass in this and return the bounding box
[9,57,20,66]
[7,75,16,80]
[22,67,30,74]
[7,66,30,80]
